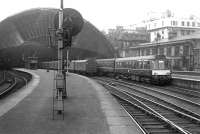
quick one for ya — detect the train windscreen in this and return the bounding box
[152,60,168,70]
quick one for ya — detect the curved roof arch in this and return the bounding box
[0,8,115,62]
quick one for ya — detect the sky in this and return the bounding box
[0,0,200,31]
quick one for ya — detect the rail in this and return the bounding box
[98,80,190,134]
[95,77,200,134]
[0,70,30,96]
[100,77,200,120]
[0,78,17,96]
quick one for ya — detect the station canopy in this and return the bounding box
[0,8,115,66]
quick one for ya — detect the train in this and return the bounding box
[39,55,172,85]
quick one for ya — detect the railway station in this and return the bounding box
[0,0,200,134]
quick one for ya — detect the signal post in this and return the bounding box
[52,0,84,119]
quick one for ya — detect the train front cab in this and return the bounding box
[151,56,172,85]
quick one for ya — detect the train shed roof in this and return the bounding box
[0,8,115,61]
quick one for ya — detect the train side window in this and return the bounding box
[125,62,127,67]
[141,61,144,69]
[127,61,129,67]
[118,62,121,67]
[138,61,141,69]
[128,61,131,68]
[138,61,142,69]
[131,61,134,68]
[150,61,154,69]
[135,61,139,69]
[144,61,150,69]
[116,62,118,67]
[121,62,123,67]
[152,60,158,69]
[118,62,120,67]
[145,61,147,69]
[147,61,150,69]
[126,61,128,67]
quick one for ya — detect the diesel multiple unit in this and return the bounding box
[40,55,172,85]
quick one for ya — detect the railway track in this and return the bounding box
[127,79,200,98]
[0,79,16,96]
[109,77,200,101]
[0,70,30,97]
[160,85,200,98]
[112,77,200,98]
[95,77,200,134]
[96,77,200,119]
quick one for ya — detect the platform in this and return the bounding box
[172,74,200,81]
[0,69,144,134]
[172,73,200,90]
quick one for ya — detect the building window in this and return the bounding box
[162,30,164,34]
[167,47,171,56]
[159,47,164,55]
[164,47,167,55]
[182,21,185,26]
[192,22,195,27]
[141,49,144,56]
[123,42,126,47]
[171,46,175,56]
[187,22,190,26]
[162,21,164,26]
[150,48,153,55]
[127,42,130,46]
[180,46,183,56]
[136,50,139,56]
[171,21,177,26]
[175,46,180,56]
[131,42,136,47]
[154,23,156,28]
[192,30,195,33]
[181,30,185,35]
[146,48,150,55]
[183,45,189,56]
[152,48,157,55]
[198,23,200,27]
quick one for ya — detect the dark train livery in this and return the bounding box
[40,55,172,85]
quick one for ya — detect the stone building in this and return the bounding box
[146,17,200,42]
[124,32,200,71]
[105,26,149,57]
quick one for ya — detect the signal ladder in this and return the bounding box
[52,71,64,120]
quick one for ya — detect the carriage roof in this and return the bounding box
[71,60,87,63]
[96,58,115,62]
[116,55,156,62]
